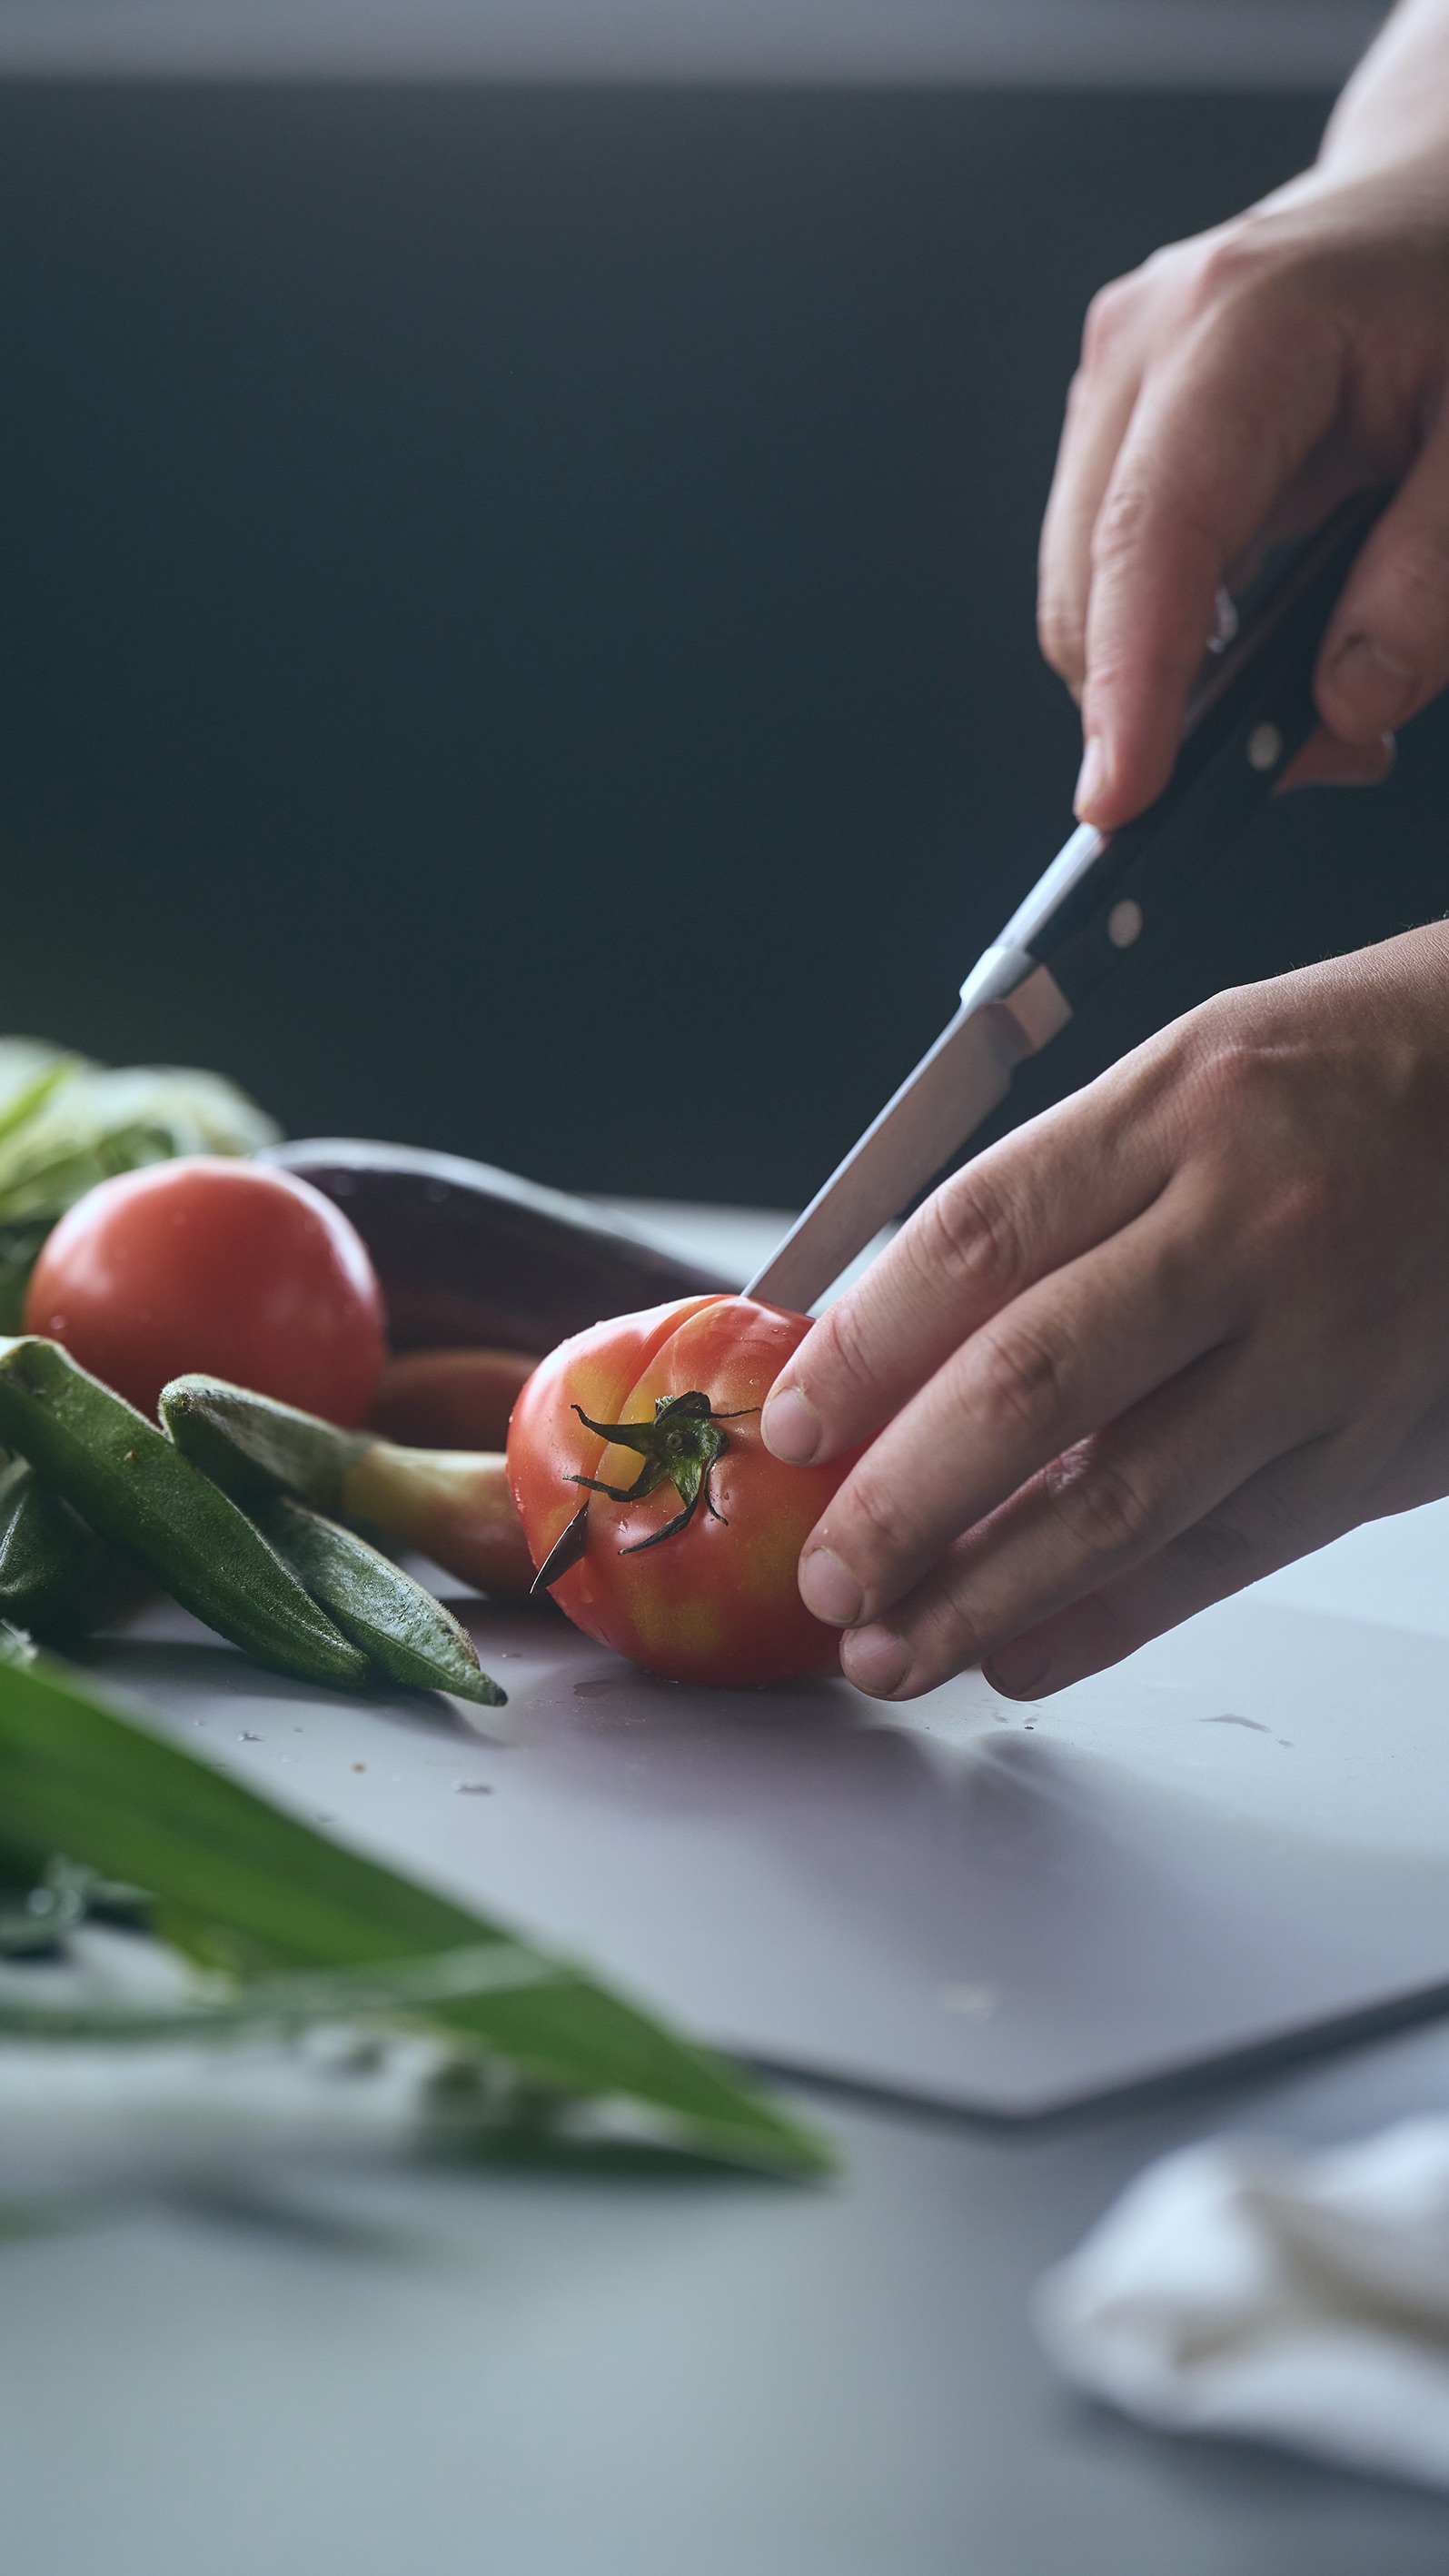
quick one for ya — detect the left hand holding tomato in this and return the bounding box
[759,932,1449,1706]
[508,1294,860,1686]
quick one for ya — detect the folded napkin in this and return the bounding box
[1034,2117,1449,2491]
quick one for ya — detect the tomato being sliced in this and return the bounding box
[507,1294,859,1687]
[24,1157,386,1424]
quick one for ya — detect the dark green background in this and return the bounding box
[0,82,1444,1204]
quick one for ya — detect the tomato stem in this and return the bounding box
[567,1391,759,1557]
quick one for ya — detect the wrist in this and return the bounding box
[1316,0,1449,182]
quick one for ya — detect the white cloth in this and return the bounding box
[1034,2117,1449,2491]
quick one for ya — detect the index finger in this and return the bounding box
[1076,289,1344,829]
[759,1059,1174,1469]
[1037,324,1146,701]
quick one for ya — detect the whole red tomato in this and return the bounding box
[25,1157,386,1423]
[507,1294,859,1687]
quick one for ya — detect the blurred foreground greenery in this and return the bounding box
[0,1636,829,2178]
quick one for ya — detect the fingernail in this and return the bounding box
[984,1641,1051,1697]
[1325,635,1416,732]
[760,1385,820,1465]
[799,1547,863,1627]
[841,1623,909,1697]
[1073,734,1107,819]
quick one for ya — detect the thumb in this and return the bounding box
[1275,722,1395,792]
[1316,415,1449,741]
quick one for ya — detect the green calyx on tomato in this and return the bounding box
[569,1391,759,1553]
[528,1387,760,1597]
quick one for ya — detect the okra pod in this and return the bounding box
[256,1496,505,1706]
[163,1376,535,1596]
[0,1457,95,1637]
[158,1375,363,1513]
[0,1340,370,1689]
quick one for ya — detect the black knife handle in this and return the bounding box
[1028,490,1387,1011]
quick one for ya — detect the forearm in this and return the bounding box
[1320,0,1449,177]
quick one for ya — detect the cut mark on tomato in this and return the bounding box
[529,1499,591,1596]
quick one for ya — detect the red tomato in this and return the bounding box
[25,1158,386,1424]
[507,1295,859,1687]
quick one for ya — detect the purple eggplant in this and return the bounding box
[263,1139,737,1354]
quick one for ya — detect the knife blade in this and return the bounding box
[746,490,1384,1314]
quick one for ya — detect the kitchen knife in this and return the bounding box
[746,490,1385,1314]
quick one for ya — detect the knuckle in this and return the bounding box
[1048,1446,1156,1562]
[972,1314,1073,1449]
[1176,211,1317,332]
[917,1165,1030,1307]
[1167,1015,1346,1261]
[1080,223,1297,395]
[1037,587,1083,680]
[903,1557,992,1678]
[1089,469,1155,572]
[811,1289,882,1414]
[1172,1010,1281,1120]
[1185,229,1272,315]
[1174,1507,1262,1582]
[1090,466,1220,592]
[1178,1027,1265,1122]
[921,1591,989,1680]
[1080,275,1136,367]
[835,1466,919,1576]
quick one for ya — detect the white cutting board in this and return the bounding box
[74,1203,1449,2119]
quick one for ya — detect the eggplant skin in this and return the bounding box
[264,1140,736,1354]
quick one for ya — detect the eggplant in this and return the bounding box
[263,1139,738,1353]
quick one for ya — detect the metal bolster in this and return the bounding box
[959,950,1072,1063]
[958,944,1035,1012]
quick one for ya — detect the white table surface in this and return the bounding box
[66,1194,1449,2120]
[8,1194,1449,2571]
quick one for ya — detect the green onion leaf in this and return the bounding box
[0,1647,831,2176]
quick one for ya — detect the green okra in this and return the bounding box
[0,1457,95,1637]
[257,1495,505,1707]
[0,1339,370,1690]
[160,1373,363,1512]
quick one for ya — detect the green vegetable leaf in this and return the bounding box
[0,1648,830,2176]
[0,1044,279,1322]
[0,1939,567,2041]
[0,1057,76,1153]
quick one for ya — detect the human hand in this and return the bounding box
[760,925,1449,1701]
[1039,122,1449,826]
